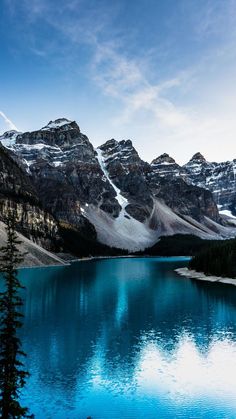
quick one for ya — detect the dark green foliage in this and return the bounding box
[59,223,128,257]
[189,239,236,278]
[0,215,33,418]
[60,227,229,259]
[137,235,218,256]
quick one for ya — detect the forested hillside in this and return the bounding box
[189,239,236,278]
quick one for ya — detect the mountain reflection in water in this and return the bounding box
[13,257,236,418]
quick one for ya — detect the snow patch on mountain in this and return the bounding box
[96,147,128,208]
[0,120,93,169]
[1,118,236,251]
[0,130,20,147]
[220,210,236,219]
[41,118,73,130]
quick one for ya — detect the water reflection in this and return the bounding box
[14,258,236,418]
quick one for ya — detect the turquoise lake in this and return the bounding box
[14,257,236,418]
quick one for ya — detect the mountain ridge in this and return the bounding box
[0,118,235,253]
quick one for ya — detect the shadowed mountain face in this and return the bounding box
[184,154,236,215]
[0,119,235,252]
[151,150,236,216]
[4,120,120,222]
[0,143,59,250]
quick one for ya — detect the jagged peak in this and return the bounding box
[41,118,79,131]
[0,129,20,138]
[0,130,21,148]
[99,138,135,153]
[189,152,206,163]
[98,138,142,167]
[48,117,71,124]
[151,153,176,165]
[119,139,133,147]
[99,139,118,151]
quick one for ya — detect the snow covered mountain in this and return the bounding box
[184,153,236,216]
[0,118,236,252]
[151,151,236,218]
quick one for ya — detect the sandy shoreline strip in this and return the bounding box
[175,267,236,286]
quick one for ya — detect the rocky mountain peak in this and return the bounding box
[0,117,236,253]
[0,119,95,169]
[41,118,79,131]
[1,130,19,137]
[99,139,118,152]
[189,152,206,163]
[99,138,141,165]
[0,130,21,148]
[151,153,176,166]
[149,153,180,180]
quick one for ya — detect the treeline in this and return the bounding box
[189,239,236,278]
[59,223,128,257]
[60,230,216,259]
[137,234,218,257]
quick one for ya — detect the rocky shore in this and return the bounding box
[175,267,236,286]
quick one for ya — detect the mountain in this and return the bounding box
[0,118,235,254]
[150,153,181,178]
[0,141,68,265]
[152,150,236,218]
[0,142,59,249]
[0,220,66,267]
[183,152,236,216]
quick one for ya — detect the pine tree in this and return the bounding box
[0,213,33,418]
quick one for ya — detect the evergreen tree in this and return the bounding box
[189,238,236,278]
[0,213,33,418]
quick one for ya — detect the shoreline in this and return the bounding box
[175,267,236,286]
[18,254,191,269]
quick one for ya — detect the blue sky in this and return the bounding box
[1,0,236,163]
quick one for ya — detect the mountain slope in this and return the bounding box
[184,152,236,216]
[151,151,236,218]
[0,143,59,250]
[0,118,236,252]
[0,221,66,267]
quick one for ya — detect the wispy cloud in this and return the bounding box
[89,37,193,131]
[4,0,236,162]
[191,0,236,40]
[0,111,18,131]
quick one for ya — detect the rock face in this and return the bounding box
[148,176,219,222]
[151,152,236,215]
[150,153,181,178]
[98,139,152,222]
[183,153,236,215]
[0,144,59,250]
[0,221,66,267]
[0,119,236,252]
[4,119,120,223]
[150,150,236,216]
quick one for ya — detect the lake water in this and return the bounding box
[15,257,236,418]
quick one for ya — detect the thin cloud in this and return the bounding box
[0,111,18,131]
[89,37,192,131]
[4,0,236,163]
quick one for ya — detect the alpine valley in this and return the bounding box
[0,118,236,264]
